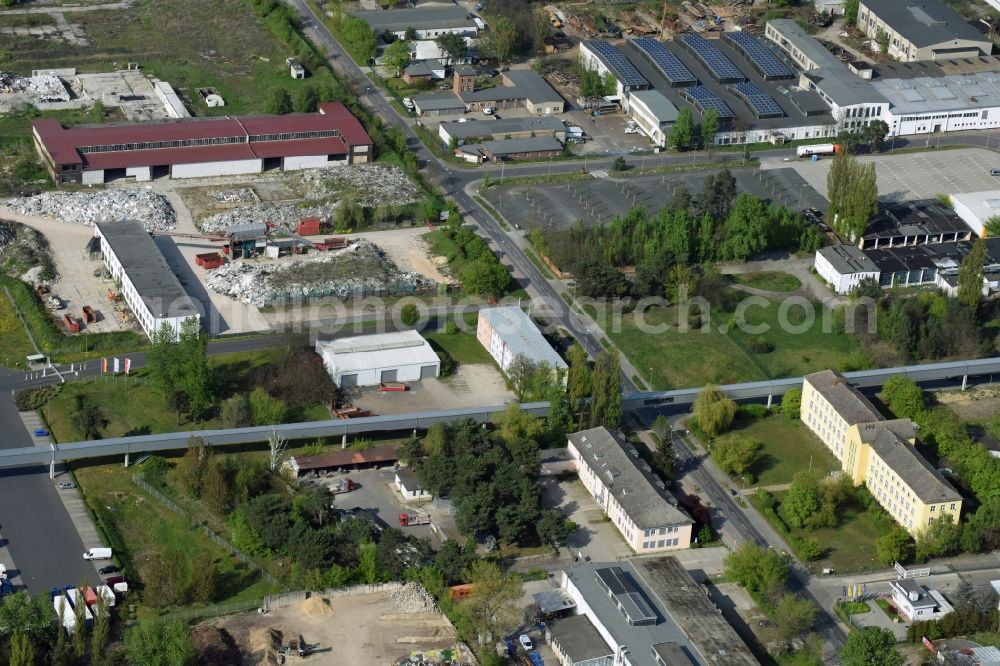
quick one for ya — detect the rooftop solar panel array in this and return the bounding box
[731,82,786,118]
[583,41,649,90]
[723,32,795,80]
[630,37,698,87]
[682,85,735,120]
[679,33,746,83]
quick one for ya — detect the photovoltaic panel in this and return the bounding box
[630,36,698,87]
[583,41,648,89]
[682,85,735,120]
[723,32,795,80]
[731,82,785,118]
[679,33,746,84]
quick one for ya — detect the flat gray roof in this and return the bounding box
[567,427,691,529]
[95,221,198,319]
[872,72,1000,115]
[631,558,758,666]
[629,89,680,123]
[548,614,614,662]
[502,69,563,104]
[411,92,465,112]
[818,244,879,275]
[805,369,883,426]
[876,55,1000,78]
[803,67,888,106]
[858,420,963,503]
[440,116,565,141]
[890,578,940,609]
[395,469,422,489]
[404,62,433,77]
[767,19,843,70]
[478,306,567,368]
[353,6,476,32]
[864,200,969,240]
[860,0,986,49]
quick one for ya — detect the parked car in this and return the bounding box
[483,106,494,115]
[992,168,1000,176]
[56,481,75,490]
[98,565,119,575]
[518,635,533,651]
[33,428,49,437]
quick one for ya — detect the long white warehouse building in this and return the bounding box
[315,331,440,388]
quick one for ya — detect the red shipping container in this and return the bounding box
[63,314,80,333]
[296,217,321,236]
[83,586,98,606]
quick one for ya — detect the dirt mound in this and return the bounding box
[299,596,334,619]
[249,627,282,664]
[191,625,241,666]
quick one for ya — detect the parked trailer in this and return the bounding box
[796,143,839,158]
[399,512,430,526]
[330,477,356,495]
[81,306,96,323]
[335,406,374,419]
[195,252,225,269]
[296,217,321,236]
[63,314,81,333]
[379,382,408,392]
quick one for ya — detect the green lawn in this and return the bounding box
[589,293,861,389]
[71,462,281,618]
[729,414,840,486]
[875,598,899,620]
[733,272,802,293]
[0,294,36,369]
[44,350,331,443]
[424,330,493,365]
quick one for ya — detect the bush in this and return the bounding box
[738,403,768,419]
[14,384,62,411]
[746,338,775,353]
[437,349,456,376]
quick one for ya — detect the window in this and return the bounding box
[950,503,956,510]
[930,505,936,512]
[657,539,665,548]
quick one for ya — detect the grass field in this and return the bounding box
[733,272,802,293]
[424,330,493,365]
[0,0,338,116]
[44,350,330,443]
[0,293,36,369]
[71,461,281,617]
[590,292,860,389]
[726,414,841,486]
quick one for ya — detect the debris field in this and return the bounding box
[3,189,175,231]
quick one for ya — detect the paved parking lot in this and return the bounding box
[484,166,826,230]
[561,109,653,155]
[762,147,1000,202]
[322,468,438,542]
[539,477,633,563]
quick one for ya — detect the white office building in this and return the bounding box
[627,90,679,148]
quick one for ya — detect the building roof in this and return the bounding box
[405,62,433,78]
[629,89,680,123]
[532,588,577,614]
[440,116,565,141]
[652,643,695,665]
[876,55,1000,78]
[567,428,691,529]
[950,189,1000,226]
[502,69,563,104]
[95,222,198,319]
[890,578,940,609]
[548,614,614,662]
[767,19,844,71]
[32,102,367,170]
[872,72,1000,115]
[290,445,399,472]
[395,469,423,490]
[805,370,883,425]
[352,6,476,33]
[455,65,477,76]
[862,200,970,241]
[860,0,986,49]
[411,92,465,112]
[316,330,440,374]
[478,307,567,369]
[857,419,963,503]
[867,238,1000,275]
[817,244,880,275]
[466,136,564,156]
[803,67,888,107]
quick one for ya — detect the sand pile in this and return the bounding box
[299,596,334,619]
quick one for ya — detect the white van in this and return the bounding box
[83,547,113,560]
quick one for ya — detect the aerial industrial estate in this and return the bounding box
[3,0,1000,664]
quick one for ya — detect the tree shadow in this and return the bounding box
[747,452,777,482]
[123,425,152,437]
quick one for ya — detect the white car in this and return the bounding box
[624,127,639,135]
[518,634,533,651]
[483,106,494,115]
[402,97,414,110]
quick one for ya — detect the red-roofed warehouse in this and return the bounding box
[33,102,374,184]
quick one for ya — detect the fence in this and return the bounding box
[130,474,283,588]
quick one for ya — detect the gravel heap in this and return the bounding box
[199,164,421,233]
[0,71,70,102]
[391,582,437,614]
[3,190,175,231]
[203,240,432,307]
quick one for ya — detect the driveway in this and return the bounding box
[538,477,633,563]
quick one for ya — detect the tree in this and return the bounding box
[293,85,320,113]
[782,388,802,419]
[566,344,592,426]
[876,525,912,565]
[383,39,412,77]
[267,429,289,472]
[266,88,293,115]
[436,33,467,64]
[404,26,417,41]
[957,236,986,313]
[71,394,106,440]
[124,619,197,666]
[175,436,211,498]
[589,350,622,428]
[201,458,232,515]
[838,627,905,666]
[862,120,890,152]
[220,393,251,428]
[670,108,695,150]
[462,561,523,643]
[612,156,628,172]
[579,69,604,102]
[357,540,378,584]
[700,107,719,149]
[0,590,56,644]
[782,471,822,529]
[459,258,510,298]
[774,594,817,640]
[91,588,111,657]
[827,151,878,242]
[693,386,737,436]
[148,321,180,396]
[724,542,789,598]
[491,17,520,63]
[177,318,210,419]
[9,632,35,666]
[435,539,478,585]
[712,434,762,478]
[400,302,420,327]
[916,513,962,560]
[71,580,88,658]
[880,376,925,419]
[537,509,573,549]
[249,387,286,426]
[844,0,860,23]
[653,432,677,480]
[876,29,890,54]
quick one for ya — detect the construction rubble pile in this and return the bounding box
[204,240,433,307]
[199,164,420,233]
[3,189,175,231]
[391,582,437,614]
[213,187,256,204]
[0,71,71,102]
[0,221,59,286]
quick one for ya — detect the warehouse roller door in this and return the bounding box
[420,365,437,379]
[339,374,358,389]
[380,369,398,383]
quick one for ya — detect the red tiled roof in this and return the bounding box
[292,444,399,472]
[33,102,371,170]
